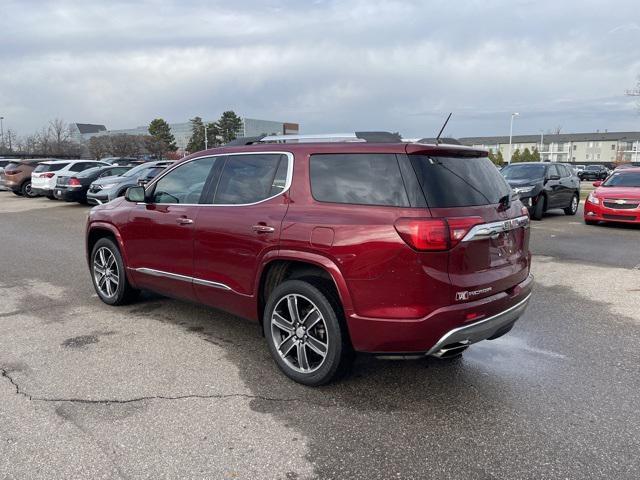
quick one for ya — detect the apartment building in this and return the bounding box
[460,131,640,164]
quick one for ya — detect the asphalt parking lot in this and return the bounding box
[1,192,639,479]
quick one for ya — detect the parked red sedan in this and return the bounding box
[584,167,640,225]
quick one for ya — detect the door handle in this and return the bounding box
[177,218,193,225]
[252,224,275,233]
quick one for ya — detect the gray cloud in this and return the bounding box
[1,0,639,138]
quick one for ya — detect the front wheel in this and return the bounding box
[531,195,545,220]
[564,194,579,215]
[264,280,353,386]
[90,238,139,305]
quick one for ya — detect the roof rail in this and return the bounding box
[223,131,404,146]
[224,135,266,146]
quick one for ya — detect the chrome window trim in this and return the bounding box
[132,267,232,291]
[142,151,294,207]
[461,215,530,242]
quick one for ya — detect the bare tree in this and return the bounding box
[109,134,140,157]
[88,136,111,159]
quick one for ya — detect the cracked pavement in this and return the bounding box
[1,193,639,479]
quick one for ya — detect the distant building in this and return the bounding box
[99,117,300,152]
[460,131,640,164]
[69,123,106,143]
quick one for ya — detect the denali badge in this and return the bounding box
[455,287,493,301]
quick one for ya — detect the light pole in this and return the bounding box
[0,116,4,150]
[203,123,208,150]
[507,112,519,164]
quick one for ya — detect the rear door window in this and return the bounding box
[409,155,512,207]
[34,163,69,173]
[310,153,409,207]
[213,154,289,205]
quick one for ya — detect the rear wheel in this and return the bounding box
[90,238,139,306]
[531,195,545,220]
[264,279,353,386]
[21,181,36,198]
[46,194,55,200]
[564,193,579,215]
[12,190,22,197]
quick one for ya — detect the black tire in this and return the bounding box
[564,193,579,215]
[584,219,598,226]
[12,190,22,197]
[531,195,545,220]
[46,194,56,200]
[90,238,140,306]
[21,181,36,198]
[264,279,353,386]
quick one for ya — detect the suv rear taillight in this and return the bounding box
[394,217,483,251]
[68,177,81,186]
[42,172,55,178]
[5,169,20,175]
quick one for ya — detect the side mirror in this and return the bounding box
[125,186,146,203]
[592,181,602,187]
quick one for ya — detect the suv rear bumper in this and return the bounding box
[347,274,533,353]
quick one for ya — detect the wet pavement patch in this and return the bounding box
[61,335,99,349]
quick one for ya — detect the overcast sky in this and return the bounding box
[1,0,639,138]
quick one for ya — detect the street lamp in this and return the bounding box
[507,112,519,164]
[539,129,544,160]
[203,123,208,150]
[0,116,4,149]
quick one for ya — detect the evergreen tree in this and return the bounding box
[531,147,541,162]
[521,147,532,162]
[510,149,522,163]
[496,150,504,165]
[148,118,177,153]
[217,111,243,144]
[186,117,205,152]
[205,121,221,148]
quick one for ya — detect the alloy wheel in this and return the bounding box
[571,195,578,213]
[93,247,119,298]
[270,294,329,373]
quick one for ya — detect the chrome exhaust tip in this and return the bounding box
[431,341,470,358]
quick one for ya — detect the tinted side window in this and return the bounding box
[310,154,409,207]
[213,154,288,205]
[548,165,560,177]
[409,155,512,208]
[152,157,215,204]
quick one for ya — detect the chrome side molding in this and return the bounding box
[132,267,232,291]
[462,215,529,242]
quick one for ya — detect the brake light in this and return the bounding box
[68,177,81,186]
[42,172,55,178]
[394,216,483,251]
[5,169,20,175]
[521,206,529,217]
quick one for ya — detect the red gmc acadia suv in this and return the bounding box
[86,132,533,385]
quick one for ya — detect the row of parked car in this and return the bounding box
[0,158,174,205]
[499,161,640,225]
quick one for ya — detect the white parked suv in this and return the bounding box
[31,160,109,199]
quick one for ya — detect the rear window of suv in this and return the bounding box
[409,155,512,207]
[34,163,69,173]
[310,154,409,207]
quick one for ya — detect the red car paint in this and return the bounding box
[87,141,533,354]
[584,168,640,225]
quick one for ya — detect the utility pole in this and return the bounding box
[625,84,639,162]
[203,123,208,150]
[0,116,4,150]
[507,112,519,164]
